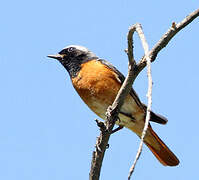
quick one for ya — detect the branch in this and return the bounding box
[127,24,152,180]
[135,8,199,79]
[128,8,199,180]
[89,24,140,180]
[89,8,199,180]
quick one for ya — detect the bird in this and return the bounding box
[47,45,179,166]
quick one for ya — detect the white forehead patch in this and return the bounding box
[62,45,97,58]
[63,45,89,53]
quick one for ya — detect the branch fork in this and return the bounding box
[89,8,199,180]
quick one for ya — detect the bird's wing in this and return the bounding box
[98,59,168,125]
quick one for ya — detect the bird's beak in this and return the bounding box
[47,54,63,60]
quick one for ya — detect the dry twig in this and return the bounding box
[89,23,139,180]
[89,8,199,180]
[127,24,152,180]
[135,8,199,79]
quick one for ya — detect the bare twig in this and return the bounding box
[128,8,199,179]
[134,8,199,79]
[89,24,140,180]
[128,24,152,180]
[89,8,199,180]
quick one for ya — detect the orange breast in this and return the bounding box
[71,60,145,129]
[72,60,120,118]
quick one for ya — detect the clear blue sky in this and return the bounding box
[0,1,199,180]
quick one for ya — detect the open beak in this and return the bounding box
[47,54,63,60]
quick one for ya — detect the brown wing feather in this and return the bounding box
[98,59,168,125]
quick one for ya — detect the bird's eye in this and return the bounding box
[59,47,76,55]
[68,47,75,52]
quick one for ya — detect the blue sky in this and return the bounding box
[0,1,199,180]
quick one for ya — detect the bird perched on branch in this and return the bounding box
[48,45,179,166]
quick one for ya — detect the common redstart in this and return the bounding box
[48,45,179,166]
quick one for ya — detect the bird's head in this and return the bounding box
[47,45,98,77]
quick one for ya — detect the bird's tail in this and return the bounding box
[142,126,179,166]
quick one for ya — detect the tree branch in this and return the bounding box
[89,8,199,180]
[127,24,152,180]
[135,8,199,79]
[128,8,199,180]
[89,24,140,180]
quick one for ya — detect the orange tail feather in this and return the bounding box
[144,127,179,166]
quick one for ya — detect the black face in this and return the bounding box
[58,47,89,62]
[48,46,97,78]
[48,47,89,78]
